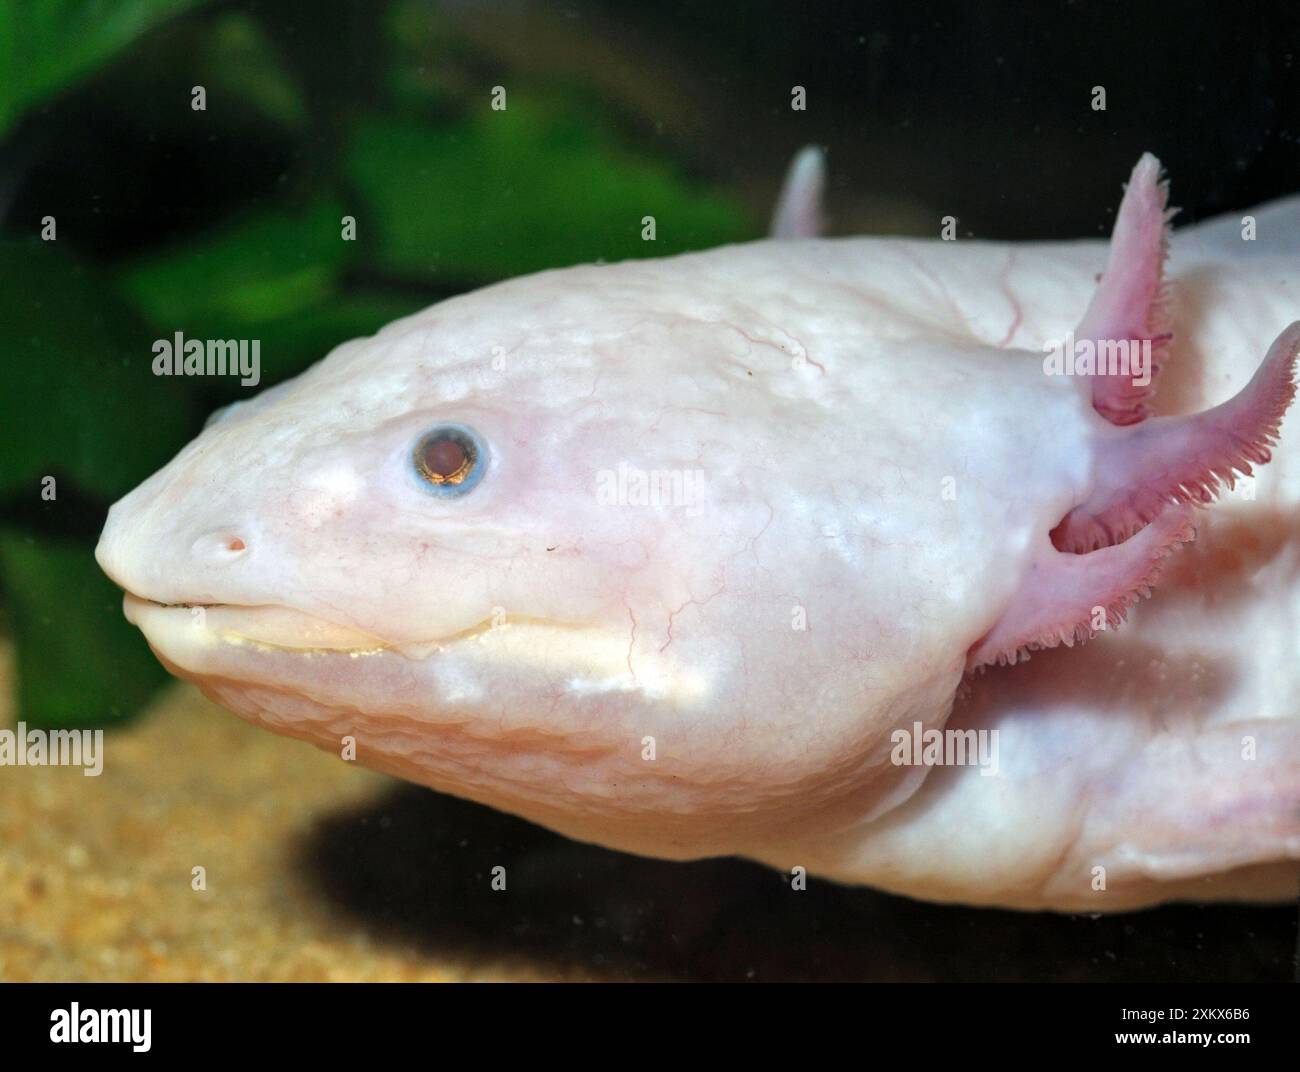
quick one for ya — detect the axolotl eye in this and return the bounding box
[412,424,487,497]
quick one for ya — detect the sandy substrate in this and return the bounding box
[0,647,588,982]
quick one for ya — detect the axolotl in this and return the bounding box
[96,152,1300,911]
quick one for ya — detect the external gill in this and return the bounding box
[968,153,1299,671]
[1077,152,1176,427]
[967,507,1196,670]
[1053,322,1300,553]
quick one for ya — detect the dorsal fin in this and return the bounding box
[770,146,826,239]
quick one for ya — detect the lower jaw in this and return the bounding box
[119,596,413,711]
[121,596,687,696]
[121,595,442,739]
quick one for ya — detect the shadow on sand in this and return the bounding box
[296,785,1297,982]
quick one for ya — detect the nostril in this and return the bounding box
[192,530,250,562]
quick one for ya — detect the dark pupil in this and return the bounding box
[419,434,472,483]
[424,438,466,476]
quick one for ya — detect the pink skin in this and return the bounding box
[96,153,1300,910]
[1077,153,1175,427]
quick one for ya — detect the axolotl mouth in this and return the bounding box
[123,595,394,656]
[119,593,707,708]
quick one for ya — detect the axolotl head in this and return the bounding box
[100,255,959,859]
[97,155,1298,862]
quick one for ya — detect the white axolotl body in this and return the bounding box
[97,153,1300,910]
